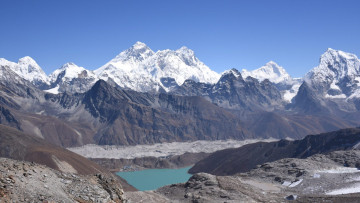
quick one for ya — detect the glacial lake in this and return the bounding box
[116,166,192,191]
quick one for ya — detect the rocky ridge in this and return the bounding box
[171,68,284,111]
[189,127,360,175]
[241,61,302,102]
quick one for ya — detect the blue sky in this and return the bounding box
[0,0,359,77]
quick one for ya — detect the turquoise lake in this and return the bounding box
[116,166,192,191]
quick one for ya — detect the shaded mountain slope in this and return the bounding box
[82,80,249,145]
[172,69,284,111]
[0,124,105,175]
[242,111,357,139]
[189,127,360,175]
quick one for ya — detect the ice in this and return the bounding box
[282,179,303,187]
[68,139,277,159]
[330,82,341,90]
[317,167,359,173]
[325,94,347,99]
[349,89,360,99]
[44,85,60,94]
[282,181,291,187]
[326,183,360,195]
[283,83,301,102]
[289,179,303,187]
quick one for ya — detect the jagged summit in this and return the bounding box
[61,62,77,67]
[240,61,302,103]
[46,62,98,94]
[0,56,49,86]
[49,62,94,82]
[241,61,292,84]
[94,42,220,92]
[108,41,155,64]
[18,56,37,64]
[221,68,242,78]
[1,46,358,103]
[177,46,194,55]
[133,41,148,49]
[323,48,358,60]
[305,48,360,98]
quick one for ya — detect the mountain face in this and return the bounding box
[0,57,49,88]
[241,61,292,84]
[48,62,98,94]
[95,42,220,92]
[305,48,360,99]
[1,47,358,106]
[0,42,220,94]
[80,80,248,145]
[0,47,359,147]
[290,49,360,114]
[241,61,302,102]
[172,68,284,111]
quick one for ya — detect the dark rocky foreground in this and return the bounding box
[0,124,106,175]
[0,124,130,201]
[0,158,124,202]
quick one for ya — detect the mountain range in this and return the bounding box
[0,43,360,147]
[2,43,359,104]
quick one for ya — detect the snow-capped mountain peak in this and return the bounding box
[95,42,220,92]
[221,68,242,78]
[240,61,301,103]
[46,62,98,94]
[113,41,154,62]
[241,61,292,84]
[0,58,17,67]
[324,48,358,60]
[177,46,194,55]
[0,56,49,86]
[18,56,37,66]
[50,62,96,82]
[305,48,360,98]
[318,48,359,78]
[305,48,360,84]
[133,41,148,49]
[94,42,155,76]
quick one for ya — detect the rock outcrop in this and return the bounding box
[0,158,124,202]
